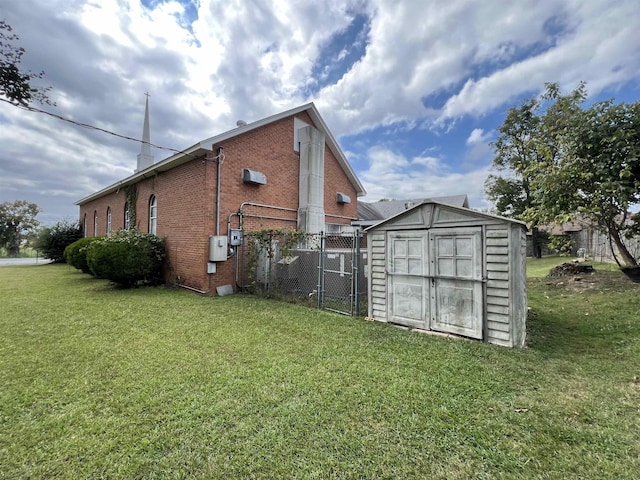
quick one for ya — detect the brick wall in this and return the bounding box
[79,111,360,294]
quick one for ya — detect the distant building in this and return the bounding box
[355,195,469,228]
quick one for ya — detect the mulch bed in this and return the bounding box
[548,262,595,277]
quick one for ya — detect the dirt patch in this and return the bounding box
[545,263,640,292]
[548,262,594,277]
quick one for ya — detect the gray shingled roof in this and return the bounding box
[357,195,469,221]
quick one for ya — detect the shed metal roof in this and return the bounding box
[364,199,526,231]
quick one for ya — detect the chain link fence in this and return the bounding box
[237,231,367,316]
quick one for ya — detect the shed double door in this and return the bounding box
[387,228,483,339]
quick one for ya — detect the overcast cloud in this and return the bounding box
[1,0,638,224]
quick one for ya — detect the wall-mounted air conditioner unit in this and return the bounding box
[336,192,351,204]
[242,168,266,185]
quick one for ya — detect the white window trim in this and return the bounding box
[149,196,157,235]
[106,207,112,235]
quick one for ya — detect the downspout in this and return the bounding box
[216,146,223,236]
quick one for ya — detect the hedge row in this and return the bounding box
[64,229,166,287]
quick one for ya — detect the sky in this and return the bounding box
[1,0,639,225]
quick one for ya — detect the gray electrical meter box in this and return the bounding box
[209,236,228,262]
[230,229,243,246]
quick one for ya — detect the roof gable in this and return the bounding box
[77,103,365,205]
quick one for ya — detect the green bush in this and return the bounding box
[64,236,101,274]
[86,229,166,287]
[35,220,83,263]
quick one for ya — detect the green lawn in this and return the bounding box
[1,261,639,479]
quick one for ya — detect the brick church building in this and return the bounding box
[76,101,365,294]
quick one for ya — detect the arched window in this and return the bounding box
[106,207,112,235]
[93,211,98,236]
[124,202,130,230]
[83,213,87,238]
[149,195,157,235]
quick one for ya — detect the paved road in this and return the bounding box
[0,258,52,266]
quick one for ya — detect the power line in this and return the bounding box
[0,97,199,158]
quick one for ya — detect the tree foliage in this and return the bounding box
[0,20,53,106]
[0,200,40,256]
[487,82,640,267]
[485,96,553,258]
[35,219,83,263]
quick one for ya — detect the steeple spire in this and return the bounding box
[135,93,154,172]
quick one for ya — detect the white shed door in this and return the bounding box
[429,228,483,339]
[387,233,429,329]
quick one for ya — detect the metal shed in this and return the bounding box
[365,201,527,347]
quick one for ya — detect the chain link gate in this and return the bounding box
[239,230,367,316]
[317,231,364,315]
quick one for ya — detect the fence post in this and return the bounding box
[353,230,360,316]
[317,232,324,310]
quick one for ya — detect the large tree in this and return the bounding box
[487,82,640,267]
[485,97,550,258]
[35,219,83,263]
[532,90,640,267]
[0,20,52,106]
[0,200,41,256]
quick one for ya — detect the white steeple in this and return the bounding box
[135,93,154,172]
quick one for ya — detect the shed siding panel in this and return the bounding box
[488,329,511,341]
[485,226,512,346]
[487,304,509,315]
[486,229,509,238]
[487,262,509,272]
[487,254,509,263]
[369,232,386,321]
[487,287,509,298]
[487,279,509,289]
[487,335,512,347]
[488,271,509,280]
[487,246,509,255]
[488,319,510,332]
[487,296,509,306]
[509,225,528,347]
[486,237,509,247]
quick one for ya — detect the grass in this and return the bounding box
[1,261,639,479]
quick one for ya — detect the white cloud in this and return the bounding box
[359,147,492,208]
[466,128,490,145]
[412,156,442,172]
[437,0,640,122]
[464,128,493,161]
